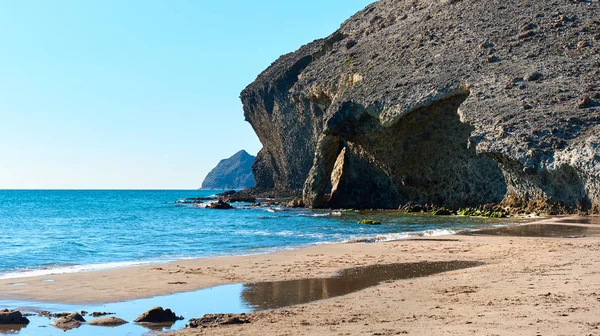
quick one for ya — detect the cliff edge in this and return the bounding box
[241,0,600,213]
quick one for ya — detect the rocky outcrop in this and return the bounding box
[241,0,600,213]
[201,150,256,190]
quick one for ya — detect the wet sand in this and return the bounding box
[1,216,600,335]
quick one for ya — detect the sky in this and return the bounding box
[0,0,375,189]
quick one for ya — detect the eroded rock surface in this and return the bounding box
[241,0,600,213]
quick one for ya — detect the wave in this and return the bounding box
[344,229,457,243]
[0,261,157,280]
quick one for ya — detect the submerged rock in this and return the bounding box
[241,0,600,214]
[88,317,128,327]
[0,310,29,325]
[134,307,183,323]
[186,313,250,328]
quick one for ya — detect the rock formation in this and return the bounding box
[241,0,600,213]
[201,150,256,190]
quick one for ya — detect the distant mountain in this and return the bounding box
[201,150,256,190]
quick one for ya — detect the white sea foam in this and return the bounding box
[0,261,157,280]
[344,228,457,243]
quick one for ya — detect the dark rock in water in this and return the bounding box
[88,317,128,327]
[241,0,600,214]
[186,313,250,328]
[0,309,29,325]
[207,200,235,210]
[90,312,116,317]
[52,313,85,330]
[134,307,183,323]
[201,150,256,190]
[38,311,71,319]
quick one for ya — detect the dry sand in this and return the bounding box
[1,217,600,335]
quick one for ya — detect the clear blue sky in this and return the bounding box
[0,0,375,189]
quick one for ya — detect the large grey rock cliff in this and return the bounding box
[241,0,600,213]
[201,150,256,190]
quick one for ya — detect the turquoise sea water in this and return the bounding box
[0,190,507,279]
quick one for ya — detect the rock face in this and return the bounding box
[241,0,600,213]
[201,150,256,190]
[0,310,29,325]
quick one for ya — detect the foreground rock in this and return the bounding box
[0,310,29,325]
[88,317,128,327]
[52,312,85,330]
[134,307,183,323]
[186,313,250,328]
[201,150,256,190]
[241,0,600,214]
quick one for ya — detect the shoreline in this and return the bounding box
[0,212,532,282]
[0,215,581,305]
[0,210,545,281]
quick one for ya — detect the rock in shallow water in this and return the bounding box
[0,309,29,325]
[134,306,183,323]
[88,317,128,327]
[52,313,85,330]
[207,200,235,209]
[186,313,250,328]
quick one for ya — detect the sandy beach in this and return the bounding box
[2,217,600,335]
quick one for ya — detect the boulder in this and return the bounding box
[88,317,128,327]
[134,307,183,323]
[0,309,29,325]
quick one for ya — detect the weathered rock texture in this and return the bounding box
[201,150,255,190]
[241,0,600,213]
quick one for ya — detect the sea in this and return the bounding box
[0,190,509,280]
